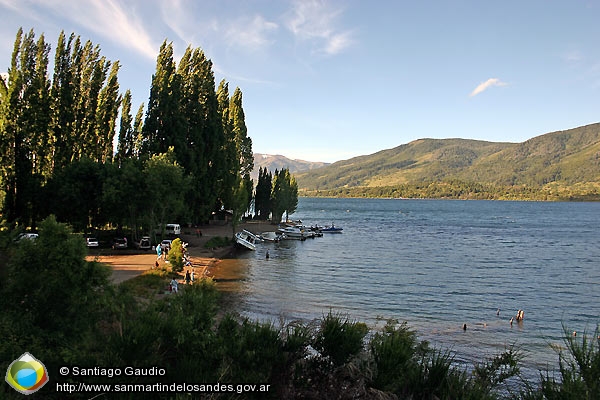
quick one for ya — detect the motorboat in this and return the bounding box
[235,229,258,250]
[278,226,307,240]
[258,231,281,242]
[321,223,343,233]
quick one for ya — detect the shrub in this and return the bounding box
[532,325,600,399]
[204,236,232,249]
[314,311,369,367]
[167,237,184,272]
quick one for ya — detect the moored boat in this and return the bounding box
[235,229,259,250]
[321,223,343,233]
[258,231,282,242]
[278,226,307,240]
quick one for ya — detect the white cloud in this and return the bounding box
[2,0,158,60]
[285,0,353,55]
[469,78,508,97]
[224,15,278,51]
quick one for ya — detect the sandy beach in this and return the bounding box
[87,221,278,284]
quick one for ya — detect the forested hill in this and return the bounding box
[295,123,600,200]
[251,153,329,182]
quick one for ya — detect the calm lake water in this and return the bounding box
[211,197,600,378]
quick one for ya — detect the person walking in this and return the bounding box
[185,270,191,285]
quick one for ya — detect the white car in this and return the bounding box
[86,237,99,247]
[17,233,38,241]
[136,236,152,250]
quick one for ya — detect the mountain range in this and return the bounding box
[287,123,600,200]
[251,153,329,182]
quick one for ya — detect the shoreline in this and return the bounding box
[88,220,278,284]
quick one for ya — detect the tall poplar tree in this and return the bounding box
[0,28,51,225]
[217,80,236,209]
[254,167,272,220]
[141,40,184,157]
[116,89,134,164]
[50,31,76,171]
[229,87,253,213]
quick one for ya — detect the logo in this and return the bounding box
[5,352,49,395]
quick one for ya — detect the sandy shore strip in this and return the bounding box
[86,221,279,284]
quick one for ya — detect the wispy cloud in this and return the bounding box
[469,78,508,97]
[162,1,278,54]
[285,0,353,55]
[2,0,158,59]
[224,15,278,51]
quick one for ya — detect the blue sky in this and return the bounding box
[1,1,599,163]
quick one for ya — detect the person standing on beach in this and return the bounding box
[185,270,191,285]
[170,277,178,293]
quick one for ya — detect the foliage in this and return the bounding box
[255,167,273,219]
[0,28,253,230]
[523,325,600,399]
[204,235,233,249]
[0,216,112,399]
[314,311,369,367]
[0,229,597,399]
[167,237,184,272]
[271,168,299,223]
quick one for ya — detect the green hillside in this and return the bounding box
[296,123,600,200]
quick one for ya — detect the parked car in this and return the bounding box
[136,236,152,250]
[165,223,181,235]
[16,233,38,241]
[86,237,99,248]
[112,238,128,250]
[160,239,172,252]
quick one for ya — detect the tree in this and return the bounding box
[49,31,76,171]
[231,176,249,237]
[0,215,111,361]
[94,61,121,163]
[45,158,107,232]
[115,89,134,165]
[230,87,253,179]
[143,149,187,240]
[254,167,272,220]
[141,41,184,157]
[101,159,148,239]
[0,28,51,226]
[271,168,298,223]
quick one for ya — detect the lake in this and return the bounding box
[211,197,600,379]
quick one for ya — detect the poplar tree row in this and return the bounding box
[0,28,253,229]
[255,167,298,222]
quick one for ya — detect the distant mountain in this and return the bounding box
[251,153,329,182]
[294,123,600,200]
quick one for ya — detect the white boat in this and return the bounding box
[259,231,281,242]
[235,229,258,250]
[278,226,307,240]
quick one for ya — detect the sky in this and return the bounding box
[1,0,600,163]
